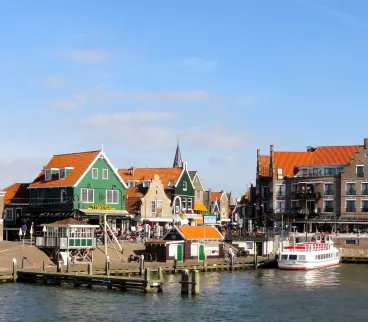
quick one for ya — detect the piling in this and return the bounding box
[12,259,17,282]
[105,256,110,275]
[57,261,63,273]
[254,251,258,269]
[181,269,189,294]
[173,259,178,273]
[21,257,26,269]
[144,268,151,293]
[203,255,207,271]
[158,267,163,281]
[42,261,46,272]
[87,263,93,275]
[191,270,200,295]
[139,255,145,276]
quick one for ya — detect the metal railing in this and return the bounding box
[346,189,356,196]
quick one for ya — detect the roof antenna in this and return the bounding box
[101,143,104,151]
[177,134,180,146]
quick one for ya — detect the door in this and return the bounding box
[199,244,205,261]
[255,242,263,256]
[177,244,183,262]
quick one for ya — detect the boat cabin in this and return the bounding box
[311,233,333,244]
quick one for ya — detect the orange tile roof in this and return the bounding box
[274,152,314,177]
[50,218,89,225]
[2,183,30,204]
[313,145,360,165]
[178,226,223,239]
[125,196,141,213]
[118,168,182,188]
[30,151,100,188]
[260,155,270,176]
[211,192,222,201]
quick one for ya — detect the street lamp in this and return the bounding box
[30,222,34,247]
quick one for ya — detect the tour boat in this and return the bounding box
[277,233,341,270]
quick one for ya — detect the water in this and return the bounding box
[1,265,368,322]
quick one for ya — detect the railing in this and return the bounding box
[346,207,356,213]
[362,189,368,196]
[284,243,332,252]
[323,190,335,196]
[357,172,364,178]
[324,207,334,213]
[296,192,321,199]
[346,189,356,196]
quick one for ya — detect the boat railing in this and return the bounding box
[284,243,332,252]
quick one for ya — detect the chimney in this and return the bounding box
[364,138,368,150]
[0,191,5,241]
[257,149,261,174]
[129,166,135,176]
[306,146,315,152]
[270,145,275,178]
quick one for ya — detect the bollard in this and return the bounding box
[88,263,93,275]
[139,255,145,276]
[181,269,189,294]
[158,267,163,281]
[203,254,207,271]
[105,256,110,275]
[21,257,27,269]
[230,254,234,270]
[42,261,46,272]
[173,259,178,274]
[12,258,17,282]
[254,251,258,269]
[144,268,151,293]
[191,270,200,295]
[57,261,63,273]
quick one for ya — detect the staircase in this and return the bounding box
[223,242,239,258]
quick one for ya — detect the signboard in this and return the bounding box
[22,224,27,233]
[203,215,217,224]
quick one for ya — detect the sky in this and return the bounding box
[1,0,368,197]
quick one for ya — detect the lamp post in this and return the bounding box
[18,227,22,244]
[30,223,34,247]
[43,225,47,248]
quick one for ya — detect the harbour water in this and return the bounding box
[1,264,368,321]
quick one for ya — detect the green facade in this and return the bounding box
[29,155,126,212]
[173,169,195,209]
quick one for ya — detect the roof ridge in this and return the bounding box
[119,167,182,170]
[315,144,360,149]
[53,150,101,156]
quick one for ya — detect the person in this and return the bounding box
[228,248,234,265]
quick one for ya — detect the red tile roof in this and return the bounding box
[125,196,141,213]
[313,145,360,165]
[260,155,270,176]
[50,218,88,225]
[30,151,101,188]
[211,192,222,202]
[179,226,223,239]
[2,183,30,204]
[118,168,182,188]
[274,152,314,176]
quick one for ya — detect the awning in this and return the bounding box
[194,203,208,212]
[81,209,131,217]
[142,217,173,223]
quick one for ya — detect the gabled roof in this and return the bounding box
[260,155,270,177]
[188,171,197,180]
[2,183,30,204]
[178,226,223,240]
[211,191,227,202]
[118,168,182,189]
[29,150,128,189]
[274,152,314,177]
[189,170,205,190]
[313,145,360,165]
[51,218,86,225]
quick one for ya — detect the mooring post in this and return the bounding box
[144,268,151,293]
[191,270,200,295]
[12,258,17,282]
[105,256,110,275]
[230,253,234,271]
[203,254,207,271]
[57,261,63,273]
[139,255,145,276]
[88,263,93,275]
[21,257,26,269]
[42,261,46,272]
[158,267,163,281]
[254,251,258,269]
[173,259,178,274]
[181,269,189,294]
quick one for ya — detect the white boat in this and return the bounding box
[277,233,341,270]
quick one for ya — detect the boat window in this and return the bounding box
[298,255,306,261]
[281,254,288,260]
[288,254,298,260]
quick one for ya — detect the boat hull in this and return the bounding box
[278,258,340,270]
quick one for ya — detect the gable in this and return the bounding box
[192,172,204,191]
[179,226,223,240]
[174,164,195,190]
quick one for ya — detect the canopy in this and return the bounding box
[194,203,208,212]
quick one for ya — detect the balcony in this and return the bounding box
[324,207,334,213]
[362,189,368,196]
[346,189,356,196]
[275,193,285,199]
[296,192,321,199]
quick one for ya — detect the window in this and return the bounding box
[102,169,108,180]
[168,180,174,187]
[262,186,269,197]
[196,190,201,199]
[276,184,285,197]
[291,184,299,195]
[288,254,297,260]
[362,183,368,195]
[324,200,334,212]
[157,200,162,211]
[128,181,136,188]
[61,189,67,203]
[308,168,313,177]
[183,181,187,191]
[36,189,43,200]
[277,168,283,179]
[313,168,318,176]
[80,188,94,203]
[182,198,187,210]
[345,239,357,246]
[45,169,51,181]
[106,190,119,204]
[276,201,285,212]
[151,201,156,214]
[59,169,66,180]
[324,168,336,176]
[337,167,345,175]
[92,168,98,179]
[346,200,356,212]
[302,169,308,177]
[324,183,334,195]
[362,200,368,212]
[263,202,268,211]
[298,255,306,261]
[187,198,192,210]
[5,209,14,220]
[142,181,150,188]
[357,165,364,178]
[291,200,299,210]
[346,183,356,195]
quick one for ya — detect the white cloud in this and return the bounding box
[63,49,110,62]
[44,76,67,89]
[51,93,86,109]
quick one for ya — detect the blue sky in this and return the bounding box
[1,0,368,197]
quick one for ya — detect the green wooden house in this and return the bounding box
[28,150,129,228]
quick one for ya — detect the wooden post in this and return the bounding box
[88,263,93,275]
[139,255,145,276]
[57,261,63,273]
[144,268,151,293]
[158,267,163,281]
[105,256,110,275]
[21,257,25,269]
[42,261,46,272]
[181,269,189,294]
[173,259,178,273]
[254,251,258,269]
[191,270,200,295]
[12,259,17,282]
[203,254,207,271]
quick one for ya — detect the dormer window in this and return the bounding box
[142,180,150,188]
[59,169,66,180]
[277,168,283,180]
[167,180,174,187]
[45,169,51,181]
[128,180,136,188]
